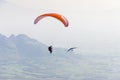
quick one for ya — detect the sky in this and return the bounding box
[1,0,120,53]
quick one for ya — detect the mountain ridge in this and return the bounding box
[0,34,71,60]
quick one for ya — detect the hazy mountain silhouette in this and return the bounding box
[0,34,57,59]
[9,34,49,57]
[0,34,20,61]
[0,34,79,80]
[0,0,6,4]
[0,34,70,60]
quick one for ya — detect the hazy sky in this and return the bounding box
[1,0,120,53]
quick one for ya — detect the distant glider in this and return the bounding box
[67,47,77,52]
[34,13,69,27]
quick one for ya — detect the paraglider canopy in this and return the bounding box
[34,13,69,27]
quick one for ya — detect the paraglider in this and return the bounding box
[67,47,77,52]
[48,46,53,54]
[34,13,69,54]
[34,13,69,27]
